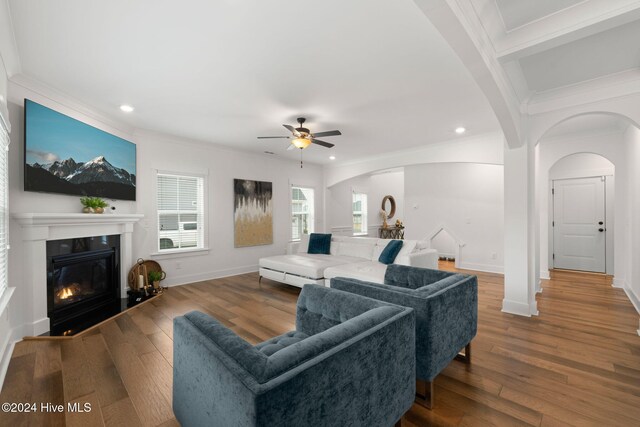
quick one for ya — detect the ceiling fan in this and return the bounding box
[258,118,341,167]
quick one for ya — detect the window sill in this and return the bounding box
[353,233,369,236]
[0,287,15,316]
[150,247,210,259]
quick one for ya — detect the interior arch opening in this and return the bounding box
[535,113,637,295]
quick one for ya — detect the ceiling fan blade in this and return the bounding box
[311,139,335,148]
[312,130,342,138]
[258,136,291,139]
[283,124,300,137]
[287,143,295,151]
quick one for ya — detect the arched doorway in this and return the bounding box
[535,113,636,293]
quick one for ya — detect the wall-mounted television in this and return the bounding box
[24,99,137,201]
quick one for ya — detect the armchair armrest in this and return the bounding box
[173,312,267,426]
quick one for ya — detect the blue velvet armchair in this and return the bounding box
[330,264,478,408]
[173,284,416,427]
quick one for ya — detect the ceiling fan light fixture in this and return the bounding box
[292,137,312,149]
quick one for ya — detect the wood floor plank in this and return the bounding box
[101,397,142,427]
[60,339,95,402]
[0,352,37,427]
[81,333,129,408]
[99,323,174,427]
[64,392,104,427]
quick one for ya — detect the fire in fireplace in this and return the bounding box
[47,235,121,335]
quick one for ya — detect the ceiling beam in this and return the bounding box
[495,0,640,63]
[414,0,523,148]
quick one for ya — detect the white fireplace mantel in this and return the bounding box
[14,212,144,227]
[12,212,144,336]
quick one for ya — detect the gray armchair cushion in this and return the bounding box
[296,281,392,335]
[255,331,309,356]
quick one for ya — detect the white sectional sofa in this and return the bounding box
[259,234,438,288]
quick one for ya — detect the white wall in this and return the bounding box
[623,126,640,318]
[132,130,324,286]
[549,152,615,180]
[431,229,457,259]
[5,84,324,338]
[404,163,504,273]
[537,130,627,281]
[326,169,404,236]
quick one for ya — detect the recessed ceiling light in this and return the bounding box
[329,155,336,160]
[455,127,466,134]
[120,104,134,113]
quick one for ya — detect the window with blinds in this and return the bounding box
[352,192,368,235]
[0,124,9,297]
[291,186,314,240]
[157,172,205,252]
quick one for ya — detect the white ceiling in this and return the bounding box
[519,20,640,92]
[495,0,584,31]
[7,0,499,166]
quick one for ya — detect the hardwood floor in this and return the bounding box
[1,262,639,426]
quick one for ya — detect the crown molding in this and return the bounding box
[526,69,640,115]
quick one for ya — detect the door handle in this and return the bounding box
[598,221,604,225]
[598,228,604,232]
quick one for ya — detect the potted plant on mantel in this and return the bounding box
[80,196,109,214]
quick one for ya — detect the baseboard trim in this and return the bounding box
[0,339,15,391]
[31,318,50,337]
[539,270,550,280]
[458,262,504,275]
[162,264,259,287]
[621,285,640,317]
[502,299,535,317]
[612,278,625,288]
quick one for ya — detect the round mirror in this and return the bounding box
[381,195,396,219]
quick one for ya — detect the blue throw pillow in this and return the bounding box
[307,233,332,254]
[378,240,403,264]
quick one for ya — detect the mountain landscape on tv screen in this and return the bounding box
[25,155,136,200]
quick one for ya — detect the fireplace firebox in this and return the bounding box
[47,235,120,335]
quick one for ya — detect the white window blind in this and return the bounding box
[352,192,368,235]
[0,124,9,296]
[157,172,205,251]
[291,186,314,240]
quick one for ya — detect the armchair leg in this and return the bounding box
[258,275,263,290]
[415,379,434,409]
[455,343,471,364]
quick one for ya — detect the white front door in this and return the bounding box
[553,177,606,273]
